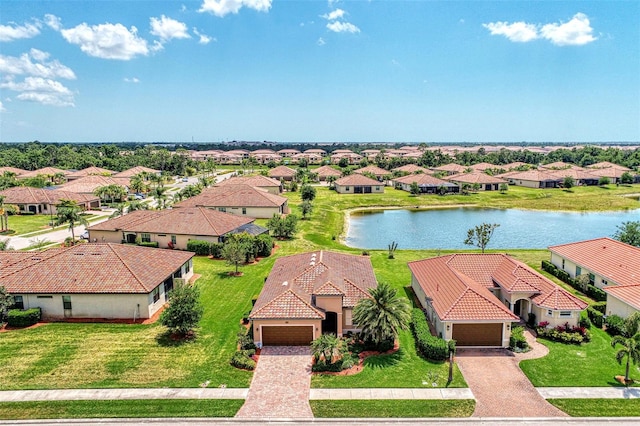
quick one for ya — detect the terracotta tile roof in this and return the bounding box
[175,184,287,208]
[604,285,640,311]
[268,166,296,178]
[502,169,561,182]
[0,187,99,205]
[250,251,377,319]
[315,165,342,177]
[0,243,193,294]
[392,164,430,174]
[501,162,530,170]
[446,171,507,185]
[549,238,640,287]
[469,162,498,171]
[588,162,631,171]
[335,174,380,186]
[67,166,114,178]
[216,175,281,188]
[112,166,160,178]
[540,161,578,170]
[549,168,600,181]
[57,175,129,194]
[433,163,466,174]
[20,167,71,178]
[0,167,28,176]
[586,167,627,179]
[353,166,390,177]
[393,174,457,187]
[409,254,586,321]
[88,207,257,236]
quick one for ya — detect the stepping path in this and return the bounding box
[456,329,567,418]
[235,346,313,419]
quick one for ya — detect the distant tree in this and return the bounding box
[562,176,575,190]
[460,183,471,195]
[55,199,89,242]
[611,312,640,385]
[129,173,148,194]
[0,286,12,321]
[94,184,127,203]
[300,185,317,202]
[614,221,640,247]
[297,157,309,168]
[409,182,420,196]
[338,158,349,168]
[599,176,611,186]
[160,284,204,337]
[221,238,247,275]
[110,203,125,218]
[621,172,634,185]
[267,214,299,239]
[499,183,509,194]
[471,183,481,192]
[299,200,313,219]
[327,175,337,189]
[127,200,149,212]
[464,223,500,253]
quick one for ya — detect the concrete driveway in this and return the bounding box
[235,346,313,419]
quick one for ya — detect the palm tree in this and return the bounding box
[310,333,344,365]
[127,199,148,212]
[110,203,125,218]
[55,199,89,242]
[151,185,169,209]
[352,282,411,350]
[0,195,8,232]
[611,312,640,385]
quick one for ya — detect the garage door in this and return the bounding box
[262,326,313,346]
[452,323,503,347]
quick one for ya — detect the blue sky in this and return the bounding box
[1,0,638,143]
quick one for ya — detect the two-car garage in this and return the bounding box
[260,325,314,346]
[452,323,504,347]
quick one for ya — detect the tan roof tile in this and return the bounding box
[268,166,296,178]
[335,174,380,186]
[0,187,99,205]
[57,175,129,194]
[175,184,287,208]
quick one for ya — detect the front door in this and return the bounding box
[322,312,338,335]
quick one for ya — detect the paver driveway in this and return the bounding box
[456,331,567,418]
[235,346,313,419]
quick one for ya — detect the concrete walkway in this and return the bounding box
[538,387,640,399]
[0,388,247,402]
[309,388,474,400]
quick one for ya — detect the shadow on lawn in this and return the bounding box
[362,347,404,370]
[155,330,196,347]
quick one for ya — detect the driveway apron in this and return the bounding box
[456,344,567,418]
[235,346,313,419]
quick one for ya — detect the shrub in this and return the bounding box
[237,330,257,351]
[579,315,592,329]
[411,308,449,361]
[210,242,224,258]
[605,314,625,336]
[186,239,211,256]
[230,350,256,370]
[590,301,607,314]
[254,234,273,257]
[586,285,607,302]
[312,354,356,373]
[587,306,604,328]
[138,241,159,248]
[536,322,591,344]
[7,308,41,327]
[509,326,529,351]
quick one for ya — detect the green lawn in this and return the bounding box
[310,400,475,418]
[0,399,243,419]
[2,215,53,236]
[549,399,640,417]
[520,326,640,387]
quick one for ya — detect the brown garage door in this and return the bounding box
[452,323,503,347]
[262,326,313,346]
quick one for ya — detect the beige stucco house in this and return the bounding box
[1,244,194,320]
[0,187,100,214]
[216,175,282,194]
[249,251,377,346]
[334,174,384,194]
[409,254,587,347]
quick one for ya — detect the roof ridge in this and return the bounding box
[108,244,149,292]
[197,207,221,235]
[251,288,324,319]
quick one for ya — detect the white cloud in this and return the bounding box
[540,13,596,46]
[0,101,5,112]
[44,14,62,31]
[150,15,191,41]
[0,21,41,42]
[482,21,539,42]
[322,9,345,21]
[61,22,149,60]
[181,4,188,12]
[198,0,272,17]
[0,49,76,80]
[483,13,596,46]
[327,21,360,34]
[0,77,75,107]
[124,77,140,83]
[193,28,214,44]
[317,37,325,46]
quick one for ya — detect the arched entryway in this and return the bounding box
[513,299,530,320]
[322,312,338,335]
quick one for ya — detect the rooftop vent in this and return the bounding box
[282,281,288,286]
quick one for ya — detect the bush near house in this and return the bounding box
[536,322,591,344]
[410,308,449,361]
[509,326,529,351]
[7,308,41,327]
[187,240,211,256]
[540,260,607,302]
[587,307,604,328]
[138,241,159,248]
[230,350,256,370]
[604,314,626,336]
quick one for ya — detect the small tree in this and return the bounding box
[388,241,398,259]
[471,182,481,192]
[621,172,634,185]
[267,214,299,239]
[338,158,349,168]
[562,176,575,190]
[611,312,640,385]
[300,185,317,202]
[160,284,204,337]
[327,175,337,189]
[614,221,640,247]
[221,238,247,275]
[598,176,611,186]
[299,200,313,220]
[499,183,508,194]
[55,199,89,242]
[464,222,500,253]
[409,182,420,196]
[0,238,11,251]
[0,286,12,321]
[310,333,344,365]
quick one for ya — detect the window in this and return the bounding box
[547,309,553,317]
[152,287,160,303]
[163,277,173,298]
[602,279,608,286]
[13,295,24,310]
[561,259,565,269]
[345,310,352,326]
[375,187,380,191]
[576,266,582,276]
[37,295,53,299]
[218,207,226,212]
[141,233,151,243]
[169,235,176,245]
[588,273,595,285]
[185,260,191,274]
[242,208,247,215]
[560,311,572,318]
[345,186,350,191]
[62,295,72,310]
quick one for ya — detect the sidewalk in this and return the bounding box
[0,388,248,402]
[537,387,640,399]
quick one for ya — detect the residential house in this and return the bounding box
[66,166,114,181]
[587,161,631,171]
[56,175,130,196]
[409,254,587,347]
[249,251,377,346]
[330,152,363,165]
[216,175,282,194]
[18,167,71,184]
[353,165,391,182]
[277,149,301,157]
[174,184,289,218]
[334,174,384,194]
[432,163,467,176]
[549,238,640,318]
[87,207,267,248]
[291,153,323,164]
[112,166,161,179]
[314,165,342,182]
[393,174,459,194]
[1,243,194,320]
[0,187,100,214]
[392,164,430,175]
[303,148,327,157]
[446,171,506,191]
[498,169,561,188]
[469,162,499,172]
[268,165,297,182]
[0,167,28,176]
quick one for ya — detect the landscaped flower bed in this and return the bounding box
[536,321,591,344]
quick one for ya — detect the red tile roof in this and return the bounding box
[433,163,466,174]
[0,243,193,294]
[20,167,71,178]
[315,165,342,177]
[0,167,28,176]
[469,162,498,171]
[268,166,296,178]
[446,171,507,185]
[588,162,631,171]
[57,175,129,193]
[0,187,99,205]
[335,174,380,186]
[549,238,640,287]
[604,285,640,311]
[353,165,390,177]
[67,166,114,178]
[216,175,281,188]
[394,174,456,187]
[175,184,287,208]
[392,164,431,174]
[250,251,377,320]
[112,166,160,178]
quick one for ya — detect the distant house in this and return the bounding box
[409,254,587,347]
[334,174,384,194]
[540,161,577,170]
[551,168,600,186]
[249,251,377,346]
[56,175,130,195]
[175,184,289,218]
[0,187,100,214]
[431,163,467,176]
[587,162,631,171]
[291,153,323,164]
[446,171,506,191]
[1,243,194,320]
[88,207,267,248]
[498,169,561,188]
[216,175,282,194]
[277,149,301,157]
[393,174,459,194]
[268,165,297,182]
[66,166,114,181]
[0,167,28,176]
[353,165,391,181]
[112,166,161,179]
[469,162,499,172]
[314,165,342,181]
[18,167,71,184]
[303,148,327,157]
[392,164,430,175]
[586,167,628,184]
[330,152,363,165]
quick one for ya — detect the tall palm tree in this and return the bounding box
[352,282,411,350]
[0,195,8,232]
[611,312,640,384]
[55,199,89,242]
[127,199,149,212]
[151,185,169,209]
[310,333,344,365]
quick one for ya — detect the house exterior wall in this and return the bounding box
[334,184,384,194]
[251,318,321,347]
[513,179,543,188]
[18,293,152,320]
[532,305,580,327]
[211,205,283,218]
[606,294,639,318]
[315,295,344,336]
[88,230,219,249]
[550,252,612,288]
[411,275,446,339]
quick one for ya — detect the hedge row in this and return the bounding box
[410,308,450,361]
[587,307,604,328]
[7,308,41,327]
[186,234,273,259]
[541,260,607,302]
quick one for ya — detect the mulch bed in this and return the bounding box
[313,340,400,376]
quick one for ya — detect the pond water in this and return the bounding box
[344,207,640,250]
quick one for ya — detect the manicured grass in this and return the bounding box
[549,399,640,417]
[520,326,640,387]
[0,399,243,419]
[310,400,475,418]
[2,215,53,236]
